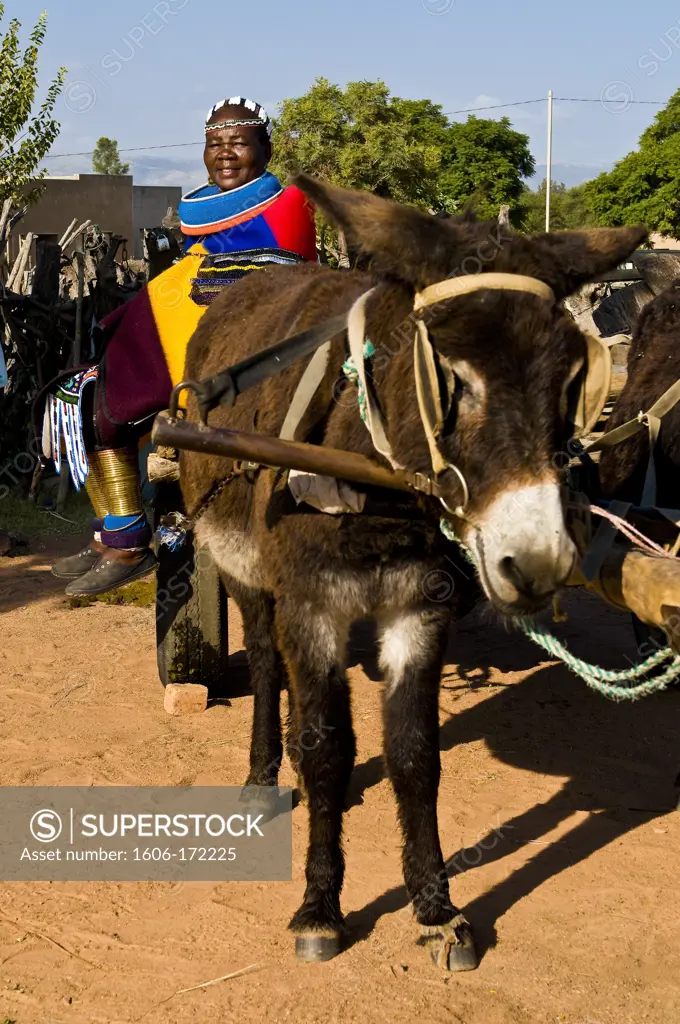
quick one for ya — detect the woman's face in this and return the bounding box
[203,108,271,192]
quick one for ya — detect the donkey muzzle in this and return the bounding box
[472,482,576,612]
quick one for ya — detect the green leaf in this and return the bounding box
[0,8,64,205]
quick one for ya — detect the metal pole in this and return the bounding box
[545,89,553,232]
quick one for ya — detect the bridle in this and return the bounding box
[345,273,556,522]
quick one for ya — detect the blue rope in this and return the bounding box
[439,515,680,701]
[157,523,187,552]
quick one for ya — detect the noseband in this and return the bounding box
[346,273,556,522]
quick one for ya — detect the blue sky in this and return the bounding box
[8,0,680,191]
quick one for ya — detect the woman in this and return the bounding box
[48,96,317,595]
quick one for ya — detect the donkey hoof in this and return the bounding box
[239,784,280,817]
[294,931,342,963]
[419,914,478,972]
[240,783,278,802]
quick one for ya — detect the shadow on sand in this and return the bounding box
[343,596,680,959]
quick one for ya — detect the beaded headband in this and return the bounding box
[205,96,273,139]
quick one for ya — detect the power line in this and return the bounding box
[43,96,669,160]
[446,98,547,114]
[554,97,664,104]
[45,140,201,159]
[447,97,665,114]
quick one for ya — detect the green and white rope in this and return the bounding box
[342,337,375,426]
[439,516,680,701]
[515,618,680,700]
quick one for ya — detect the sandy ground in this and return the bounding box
[1,536,680,1024]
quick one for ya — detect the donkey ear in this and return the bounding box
[534,226,647,298]
[294,173,454,287]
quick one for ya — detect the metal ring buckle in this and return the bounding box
[438,462,470,520]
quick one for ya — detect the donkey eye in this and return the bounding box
[436,354,485,424]
[454,377,470,400]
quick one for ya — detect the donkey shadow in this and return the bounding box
[344,595,680,957]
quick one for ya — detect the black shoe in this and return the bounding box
[52,541,104,580]
[65,548,158,596]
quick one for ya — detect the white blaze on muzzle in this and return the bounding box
[471,481,576,607]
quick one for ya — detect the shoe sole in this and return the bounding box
[65,560,158,597]
[52,567,98,580]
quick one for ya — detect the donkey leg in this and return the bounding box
[224,575,285,789]
[276,600,355,962]
[379,607,478,972]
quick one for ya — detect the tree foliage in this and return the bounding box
[583,88,680,238]
[0,5,66,205]
[519,179,594,234]
[92,137,130,176]
[436,115,535,218]
[271,78,534,221]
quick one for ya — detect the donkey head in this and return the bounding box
[297,175,646,615]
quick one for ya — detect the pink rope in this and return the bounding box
[587,504,673,558]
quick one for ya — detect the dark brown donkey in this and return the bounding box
[600,279,680,509]
[179,176,645,970]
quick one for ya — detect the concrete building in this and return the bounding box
[12,174,182,260]
[650,233,680,251]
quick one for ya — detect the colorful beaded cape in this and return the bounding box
[40,178,317,483]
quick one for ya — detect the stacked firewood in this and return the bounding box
[0,202,147,505]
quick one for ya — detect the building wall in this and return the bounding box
[650,233,680,251]
[13,174,134,261]
[11,175,184,262]
[132,185,183,257]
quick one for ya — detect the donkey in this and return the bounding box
[599,278,680,509]
[179,176,645,970]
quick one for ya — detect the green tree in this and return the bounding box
[0,5,66,205]
[437,116,535,219]
[583,88,680,237]
[272,79,441,210]
[271,78,534,220]
[92,137,130,175]
[520,179,594,234]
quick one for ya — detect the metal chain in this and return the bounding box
[159,470,237,536]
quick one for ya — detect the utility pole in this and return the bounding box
[545,89,553,232]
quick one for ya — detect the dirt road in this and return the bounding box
[1,538,679,1024]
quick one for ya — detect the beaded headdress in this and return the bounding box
[205,96,273,138]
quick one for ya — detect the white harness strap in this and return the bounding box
[414,272,555,311]
[346,286,404,468]
[414,318,448,477]
[279,342,332,442]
